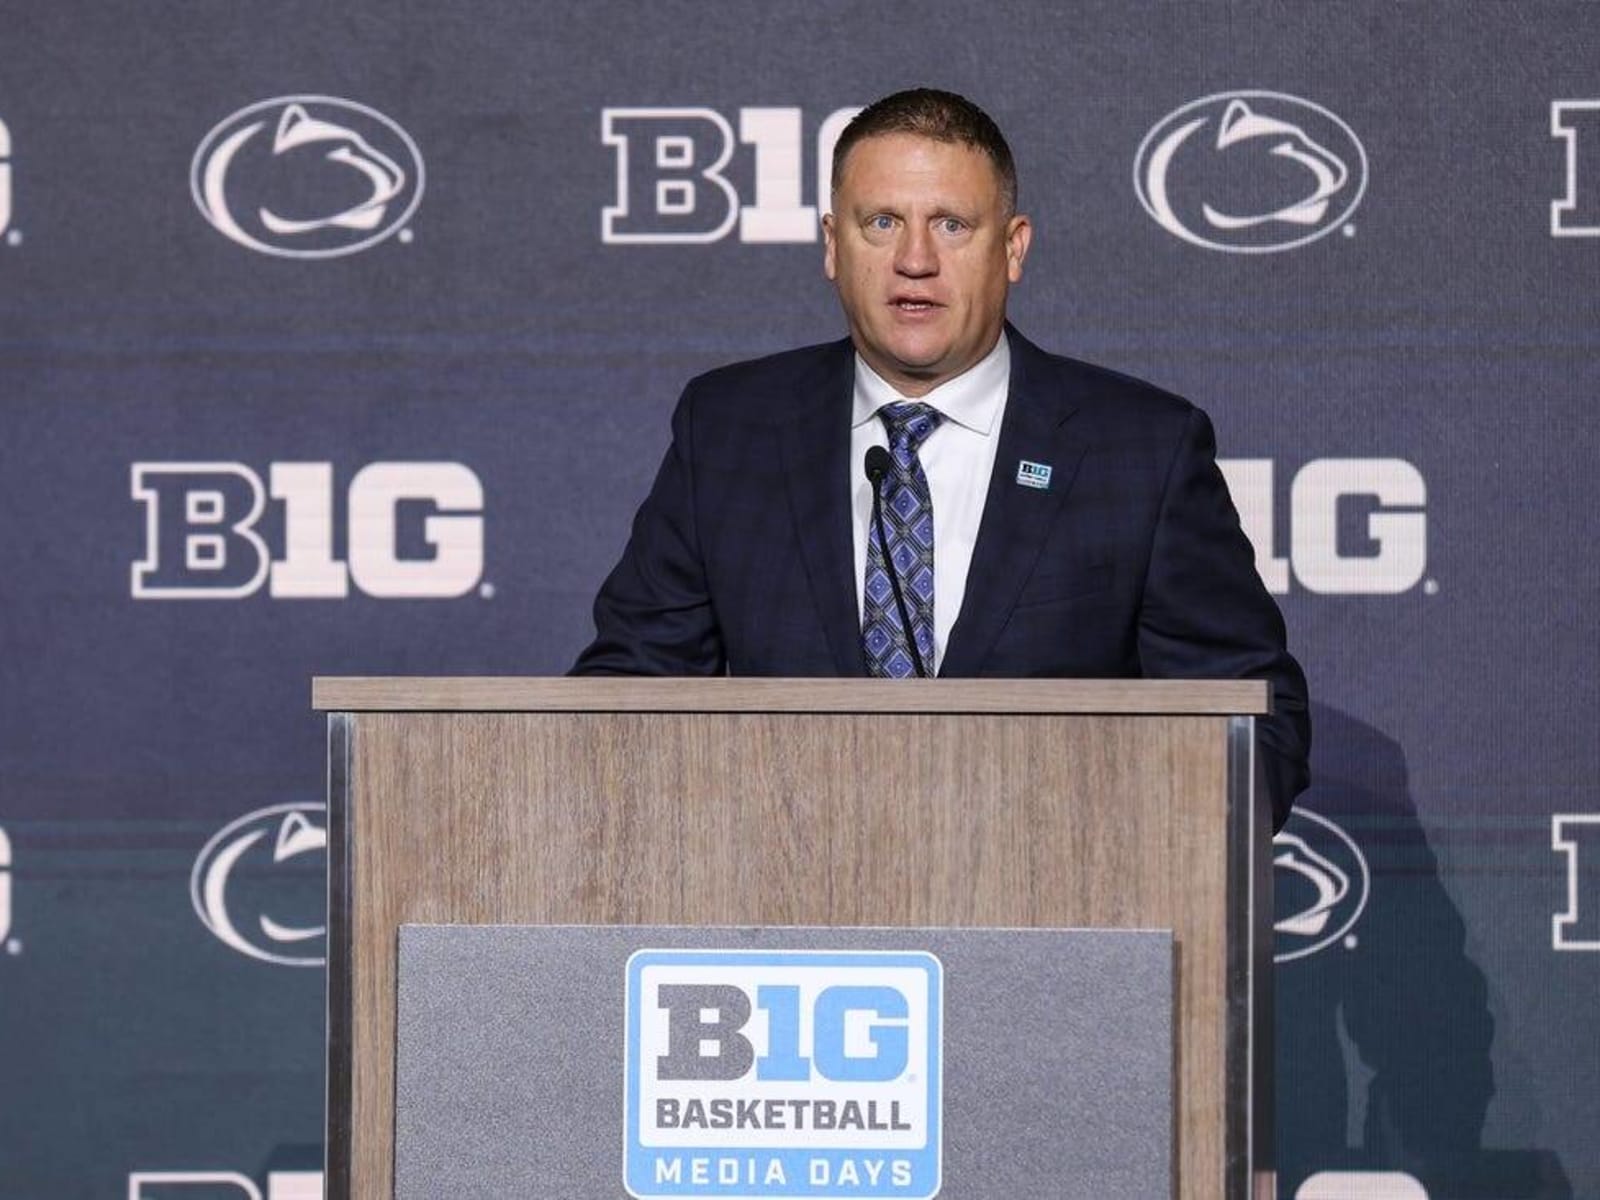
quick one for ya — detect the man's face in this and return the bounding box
[824,132,1031,397]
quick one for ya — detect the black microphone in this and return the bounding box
[864,446,929,679]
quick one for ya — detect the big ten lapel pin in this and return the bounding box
[1016,459,1053,490]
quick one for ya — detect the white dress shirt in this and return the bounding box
[850,333,1011,675]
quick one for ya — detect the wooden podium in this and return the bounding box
[315,677,1273,1200]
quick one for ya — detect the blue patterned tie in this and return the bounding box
[863,401,942,678]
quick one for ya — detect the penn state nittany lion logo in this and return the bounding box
[191,95,423,258]
[1135,90,1366,253]
[1273,808,1371,963]
[190,802,327,967]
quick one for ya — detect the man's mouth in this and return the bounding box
[890,297,942,312]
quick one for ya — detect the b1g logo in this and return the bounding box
[0,116,12,241]
[0,825,12,948]
[625,949,942,1199]
[131,461,483,599]
[1219,458,1428,596]
[192,95,423,258]
[1552,814,1600,950]
[1136,90,1366,253]
[603,106,861,244]
[1297,1172,1427,1200]
[1551,101,1600,236]
[128,1171,321,1199]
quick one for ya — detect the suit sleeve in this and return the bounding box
[1137,406,1311,828]
[569,383,726,675]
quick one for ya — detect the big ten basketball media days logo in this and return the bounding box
[626,949,942,1199]
[1552,814,1600,950]
[1218,458,1429,597]
[192,95,423,258]
[1135,90,1366,253]
[128,1170,321,1199]
[131,462,485,600]
[1551,100,1600,236]
[190,803,326,968]
[602,106,862,244]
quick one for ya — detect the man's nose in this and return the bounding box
[895,223,938,277]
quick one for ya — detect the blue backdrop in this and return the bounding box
[1,3,1596,1197]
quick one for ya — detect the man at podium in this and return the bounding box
[573,87,1309,827]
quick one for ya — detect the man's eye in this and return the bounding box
[867,215,895,231]
[937,218,966,235]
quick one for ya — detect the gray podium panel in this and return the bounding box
[395,925,1171,1199]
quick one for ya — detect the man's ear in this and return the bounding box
[822,212,838,281]
[1005,214,1033,283]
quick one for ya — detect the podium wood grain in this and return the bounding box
[327,680,1263,1200]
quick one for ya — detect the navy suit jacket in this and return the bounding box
[574,326,1310,826]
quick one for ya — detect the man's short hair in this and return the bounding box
[831,87,1018,216]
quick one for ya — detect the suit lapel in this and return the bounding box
[781,340,867,677]
[939,327,1085,677]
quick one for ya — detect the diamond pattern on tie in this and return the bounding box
[863,401,942,678]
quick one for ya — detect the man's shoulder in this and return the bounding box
[1012,329,1197,429]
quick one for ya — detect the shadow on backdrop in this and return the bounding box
[1274,704,1568,1199]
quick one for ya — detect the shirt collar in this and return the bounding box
[850,332,1011,435]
